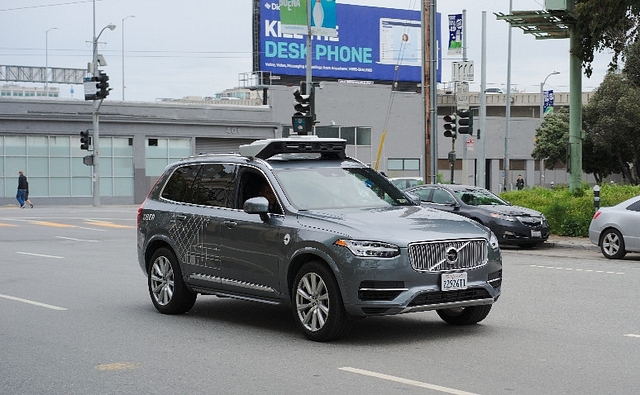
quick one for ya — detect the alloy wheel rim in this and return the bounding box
[150,256,174,306]
[296,272,330,332]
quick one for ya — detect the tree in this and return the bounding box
[574,0,640,77]
[531,108,570,169]
[583,71,640,184]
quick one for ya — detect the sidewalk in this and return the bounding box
[543,235,596,250]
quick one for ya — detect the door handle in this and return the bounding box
[223,220,237,228]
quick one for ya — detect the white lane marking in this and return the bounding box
[56,236,99,242]
[624,334,640,338]
[77,226,107,232]
[530,265,624,275]
[339,367,480,395]
[0,293,67,311]
[16,252,64,259]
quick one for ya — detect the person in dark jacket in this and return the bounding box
[516,174,525,190]
[16,171,28,208]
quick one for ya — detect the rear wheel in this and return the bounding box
[600,229,626,259]
[292,261,352,342]
[148,247,196,314]
[437,305,492,325]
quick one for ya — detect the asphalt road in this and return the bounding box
[1,205,639,395]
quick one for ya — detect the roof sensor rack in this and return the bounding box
[240,136,347,160]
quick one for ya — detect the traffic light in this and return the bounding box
[443,114,457,138]
[292,86,313,134]
[95,72,110,99]
[80,130,91,150]
[457,109,473,135]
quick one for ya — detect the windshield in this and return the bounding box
[454,189,508,206]
[274,166,414,210]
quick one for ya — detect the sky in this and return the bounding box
[1,0,614,102]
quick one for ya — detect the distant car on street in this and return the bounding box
[404,184,550,249]
[588,195,640,259]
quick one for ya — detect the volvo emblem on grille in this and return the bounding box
[445,246,459,265]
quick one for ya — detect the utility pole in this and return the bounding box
[91,0,115,206]
[423,0,434,183]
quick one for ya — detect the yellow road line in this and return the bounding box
[84,220,134,229]
[29,221,76,228]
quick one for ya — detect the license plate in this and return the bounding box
[531,230,542,238]
[441,272,468,291]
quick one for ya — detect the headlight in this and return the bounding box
[489,212,516,222]
[489,232,500,250]
[335,239,400,258]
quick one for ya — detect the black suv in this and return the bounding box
[137,137,502,341]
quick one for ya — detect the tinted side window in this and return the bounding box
[413,187,432,202]
[626,200,640,212]
[193,163,236,207]
[432,189,456,204]
[161,165,201,203]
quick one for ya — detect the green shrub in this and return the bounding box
[500,184,640,237]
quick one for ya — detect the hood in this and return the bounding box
[480,204,543,217]
[296,205,491,246]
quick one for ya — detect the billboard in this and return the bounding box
[259,2,425,83]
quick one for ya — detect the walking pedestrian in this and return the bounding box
[25,190,34,208]
[16,171,28,208]
[516,174,525,190]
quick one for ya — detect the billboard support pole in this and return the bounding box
[305,0,312,97]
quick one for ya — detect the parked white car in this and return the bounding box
[588,195,640,259]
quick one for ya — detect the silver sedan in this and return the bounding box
[589,195,640,259]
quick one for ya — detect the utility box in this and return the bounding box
[545,0,574,11]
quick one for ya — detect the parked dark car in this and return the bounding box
[137,137,502,341]
[405,184,549,249]
[588,195,640,259]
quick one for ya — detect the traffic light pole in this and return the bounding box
[305,1,312,100]
[92,99,102,206]
[92,15,100,207]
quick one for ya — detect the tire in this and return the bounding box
[148,247,197,314]
[292,261,353,342]
[436,305,492,325]
[600,229,626,259]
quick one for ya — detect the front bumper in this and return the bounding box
[334,243,502,318]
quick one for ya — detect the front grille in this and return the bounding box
[516,216,544,227]
[408,288,492,307]
[408,239,488,272]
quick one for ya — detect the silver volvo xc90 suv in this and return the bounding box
[137,136,502,341]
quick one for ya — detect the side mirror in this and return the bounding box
[244,196,270,221]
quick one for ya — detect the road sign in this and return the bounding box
[452,61,474,82]
[456,83,470,111]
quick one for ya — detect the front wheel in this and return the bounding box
[600,229,626,259]
[292,261,352,342]
[437,305,492,325]
[148,247,196,314]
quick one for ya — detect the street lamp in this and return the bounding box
[92,22,116,207]
[121,15,135,101]
[540,71,560,118]
[45,27,58,97]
